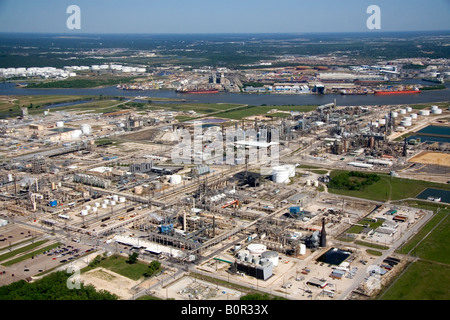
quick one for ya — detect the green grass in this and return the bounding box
[1,242,61,266]
[380,260,450,300]
[328,171,450,202]
[0,240,49,264]
[82,254,157,281]
[213,105,317,120]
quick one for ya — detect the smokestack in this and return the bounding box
[183,211,187,232]
[320,218,327,247]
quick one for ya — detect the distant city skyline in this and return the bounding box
[0,0,449,34]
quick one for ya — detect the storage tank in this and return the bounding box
[110,200,116,206]
[306,179,311,186]
[80,210,88,216]
[411,113,418,119]
[400,120,412,127]
[56,121,64,128]
[420,110,430,116]
[399,109,407,115]
[299,243,306,255]
[85,205,91,211]
[169,174,182,185]
[94,202,100,207]
[92,207,98,213]
[81,124,91,135]
[406,106,412,112]
[272,165,293,183]
[102,203,107,209]
[71,130,82,139]
[119,197,126,203]
[432,108,442,114]
[112,195,119,202]
[391,111,398,118]
[379,118,386,125]
[248,243,267,256]
[314,180,319,187]
[431,105,439,111]
[261,251,279,267]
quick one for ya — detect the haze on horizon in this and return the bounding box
[0,0,449,35]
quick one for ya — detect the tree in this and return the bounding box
[126,252,139,264]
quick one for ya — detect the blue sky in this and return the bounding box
[0,0,449,34]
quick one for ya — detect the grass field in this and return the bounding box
[82,254,157,281]
[380,207,450,300]
[213,105,317,120]
[328,171,450,202]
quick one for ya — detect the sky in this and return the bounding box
[0,0,449,34]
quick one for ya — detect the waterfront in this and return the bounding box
[1,82,449,107]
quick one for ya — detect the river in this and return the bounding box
[1,81,449,107]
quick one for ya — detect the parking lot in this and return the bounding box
[0,236,96,286]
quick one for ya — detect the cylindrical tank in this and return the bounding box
[406,106,412,112]
[56,121,64,128]
[306,179,311,186]
[432,108,442,114]
[248,243,267,256]
[391,111,398,118]
[420,110,430,116]
[431,105,439,111]
[379,118,386,125]
[92,207,98,213]
[400,109,407,114]
[272,165,293,183]
[261,251,279,267]
[314,180,319,187]
[80,210,88,216]
[400,120,412,127]
[110,200,116,206]
[411,113,418,119]
[81,124,91,135]
[94,202,100,207]
[112,195,119,201]
[119,197,126,203]
[102,203,107,209]
[169,174,182,185]
[85,205,91,211]
[71,129,82,139]
[103,199,109,205]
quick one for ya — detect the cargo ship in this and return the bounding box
[374,86,420,95]
[175,88,219,94]
[340,89,368,95]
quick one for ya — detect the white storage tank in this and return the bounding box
[56,121,64,128]
[81,124,91,135]
[411,113,418,119]
[432,108,442,114]
[94,202,100,207]
[80,210,88,216]
[379,118,386,125]
[102,203,107,209]
[400,120,412,127]
[85,205,91,211]
[247,243,267,256]
[431,105,439,111]
[110,200,116,206]
[119,197,126,203]
[314,180,319,187]
[92,207,98,213]
[406,106,412,112]
[400,109,407,114]
[306,179,311,186]
[261,251,279,267]
[112,195,119,202]
[71,130,82,139]
[272,165,294,183]
[420,110,430,116]
[391,111,398,118]
[169,174,182,185]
